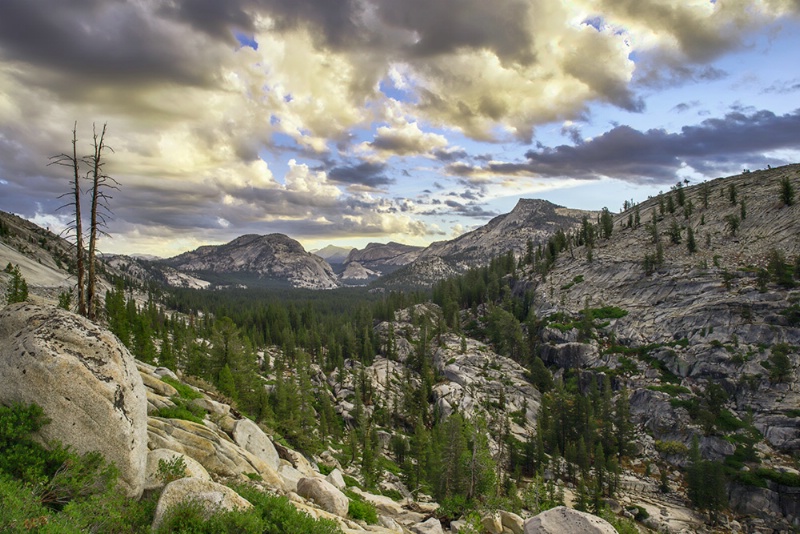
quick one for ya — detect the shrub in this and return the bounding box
[780,176,795,206]
[347,498,379,524]
[155,405,205,424]
[655,440,689,456]
[157,456,188,485]
[161,376,203,400]
[231,484,343,534]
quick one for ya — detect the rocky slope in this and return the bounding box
[526,165,800,530]
[163,233,341,290]
[313,245,357,272]
[380,199,597,288]
[0,302,622,534]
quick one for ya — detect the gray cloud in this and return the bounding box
[446,109,800,184]
[328,162,394,188]
[374,0,534,64]
[522,108,800,182]
[763,78,800,94]
[0,0,215,93]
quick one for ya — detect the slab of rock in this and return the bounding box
[411,517,444,534]
[523,506,617,533]
[233,418,280,470]
[144,448,211,491]
[0,304,148,498]
[139,371,178,398]
[279,462,304,492]
[147,416,284,490]
[151,477,252,531]
[297,477,349,517]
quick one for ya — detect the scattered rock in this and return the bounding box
[326,467,347,490]
[499,510,525,534]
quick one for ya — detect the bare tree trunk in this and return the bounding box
[72,124,86,316]
[50,122,86,316]
[86,123,115,321]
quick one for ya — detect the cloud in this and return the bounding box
[443,109,800,184]
[763,78,800,94]
[443,200,498,218]
[328,162,394,189]
[522,108,800,182]
[1,0,799,255]
[364,121,449,159]
[374,0,535,64]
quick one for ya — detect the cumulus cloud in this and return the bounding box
[0,0,798,254]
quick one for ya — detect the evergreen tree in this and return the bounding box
[668,220,681,244]
[686,227,697,254]
[599,208,613,239]
[217,364,237,399]
[5,264,28,304]
[780,176,795,206]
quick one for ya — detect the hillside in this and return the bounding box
[380,199,597,288]
[2,165,800,533]
[521,165,800,528]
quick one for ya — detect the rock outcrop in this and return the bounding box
[523,506,617,533]
[0,303,148,498]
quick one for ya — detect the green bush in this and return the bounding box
[157,456,188,485]
[347,498,378,524]
[0,403,156,533]
[586,306,628,320]
[155,405,205,425]
[231,484,343,534]
[161,376,203,400]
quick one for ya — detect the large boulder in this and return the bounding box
[297,477,349,517]
[233,418,280,471]
[524,506,617,533]
[151,477,252,531]
[0,303,148,498]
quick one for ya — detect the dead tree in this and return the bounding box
[49,122,86,316]
[85,123,117,321]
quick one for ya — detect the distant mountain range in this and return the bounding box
[0,198,596,291]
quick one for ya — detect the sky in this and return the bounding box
[1,0,799,258]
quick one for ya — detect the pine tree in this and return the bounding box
[780,176,795,206]
[217,364,237,400]
[686,227,697,254]
[5,264,28,304]
[599,208,613,239]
